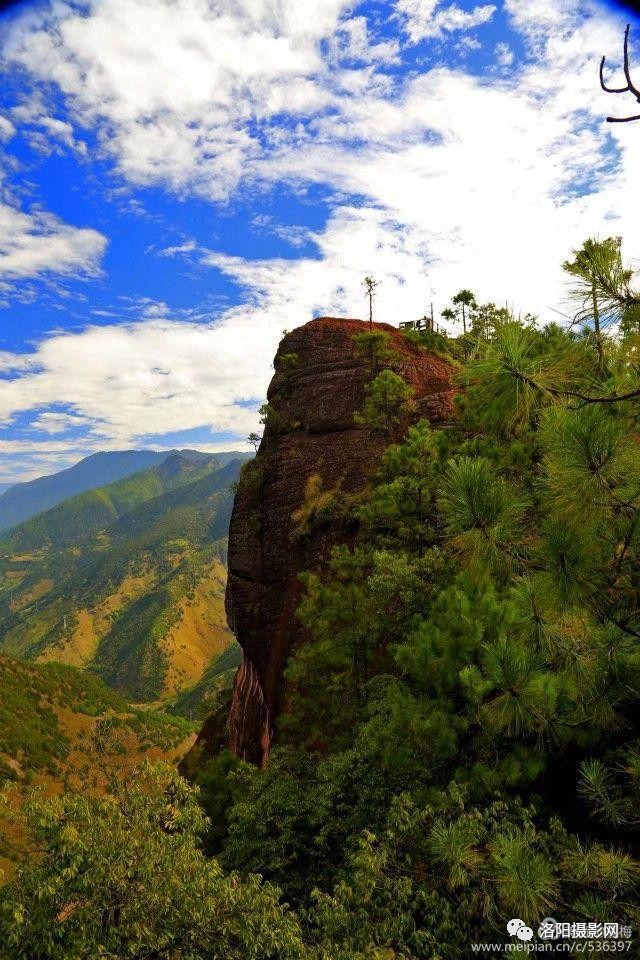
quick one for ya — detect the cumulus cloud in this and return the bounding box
[495,41,514,67]
[504,0,578,38]
[0,202,106,280]
[28,411,93,435]
[0,0,639,482]
[329,16,400,63]
[1,0,357,197]
[230,12,640,320]
[0,114,15,140]
[397,0,497,42]
[0,316,270,448]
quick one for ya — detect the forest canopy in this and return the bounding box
[2,237,640,958]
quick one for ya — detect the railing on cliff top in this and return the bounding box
[399,316,448,336]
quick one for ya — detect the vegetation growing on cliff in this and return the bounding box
[0,655,194,785]
[3,239,640,957]
[214,240,640,946]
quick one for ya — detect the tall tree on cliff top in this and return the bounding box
[362,275,379,330]
[452,289,476,334]
[441,306,456,330]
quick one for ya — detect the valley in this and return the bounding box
[0,452,246,710]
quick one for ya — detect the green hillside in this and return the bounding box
[0,654,197,884]
[0,452,219,552]
[0,654,194,786]
[0,448,250,532]
[168,641,242,720]
[0,458,244,703]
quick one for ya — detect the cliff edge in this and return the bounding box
[206,317,454,767]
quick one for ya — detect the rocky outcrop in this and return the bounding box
[219,317,454,766]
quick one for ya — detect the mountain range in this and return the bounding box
[0,448,248,533]
[0,453,246,704]
[0,652,200,883]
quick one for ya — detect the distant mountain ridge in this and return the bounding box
[0,452,220,553]
[0,448,249,533]
[0,456,245,703]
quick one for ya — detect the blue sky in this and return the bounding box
[0,0,638,484]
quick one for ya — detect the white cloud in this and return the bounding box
[504,0,578,38]
[397,0,496,42]
[0,202,106,280]
[0,438,93,454]
[329,16,400,63]
[458,36,482,53]
[495,41,514,67]
[0,0,639,483]
[0,316,270,449]
[0,115,15,140]
[1,0,356,198]
[158,241,198,258]
[0,350,37,373]
[37,115,88,155]
[28,411,93,435]
[243,7,640,318]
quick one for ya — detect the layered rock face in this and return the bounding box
[225,317,455,766]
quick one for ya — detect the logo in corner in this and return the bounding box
[507,918,534,942]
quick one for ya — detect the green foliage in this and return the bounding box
[0,654,194,782]
[539,404,640,525]
[0,655,125,775]
[352,330,398,377]
[562,237,639,343]
[0,759,305,960]
[468,301,511,341]
[277,351,299,369]
[276,352,299,376]
[362,275,380,328]
[440,456,528,574]
[259,401,289,434]
[354,371,415,435]
[446,289,476,334]
[213,252,640,950]
[0,454,219,554]
[169,643,242,719]
[306,788,637,957]
[357,420,442,555]
[459,321,587,433]
[6,241,640,954]
[0,460,241,700]
[579,747,640,828]
[291,474,345,540]
[401,324,452,356]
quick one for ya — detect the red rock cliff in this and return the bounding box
[225,317,455,766]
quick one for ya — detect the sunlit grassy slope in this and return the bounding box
[0,653,199,880]
[0,654,195,786]
[0,455,246,704]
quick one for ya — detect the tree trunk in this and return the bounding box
[592,280,604,367]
